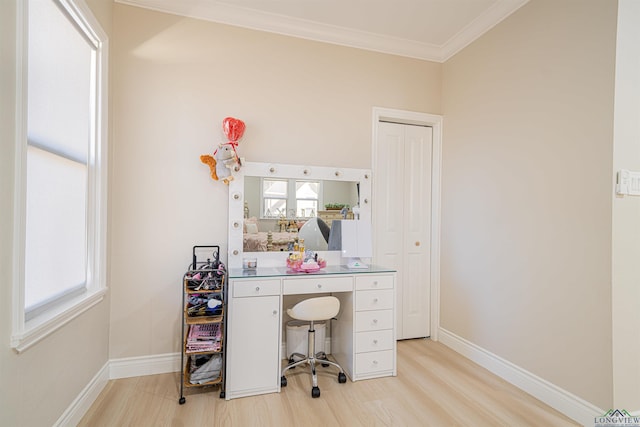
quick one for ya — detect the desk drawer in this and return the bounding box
[283,276,353,295]
[355,289,394,311]
[355,275,394,291]
[355,310,393,332]
[232,279,281,298]
[355,350,394,375]
[355,330,394,353]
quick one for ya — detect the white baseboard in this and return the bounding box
[106,340,333,381]
[54,362,110,427]
[59,342,326,424]
[109,352,181,379]
[438,327,603,427]
[55,353,181,426]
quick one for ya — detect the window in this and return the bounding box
[262,178,288,218]
[12,0,108,352]
[261,179,322,218]
[295,180,319,218]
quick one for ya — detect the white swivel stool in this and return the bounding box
[280,296,347,398]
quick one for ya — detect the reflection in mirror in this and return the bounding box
[298,217,330,251]
[243,177,359,252]
[228,162,372,269]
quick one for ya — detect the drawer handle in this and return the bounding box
[373,339,378,344]
[373,281,378,286]
[255,286,260,292]
[373,360,378,365]
[372,319,378,324]
[373,298,379,303]
[317,284,322,289]
[272,310,277,316]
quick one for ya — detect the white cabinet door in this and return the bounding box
[226,294,280,398]
[374,121,432,339]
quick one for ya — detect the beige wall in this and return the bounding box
[441,0,616,408]
[109,4,441,359]
[0,0,112,425]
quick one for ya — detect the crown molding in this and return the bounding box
[440,0,528,61]
[115,0,528,62]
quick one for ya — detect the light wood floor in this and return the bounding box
[79,339,579,426]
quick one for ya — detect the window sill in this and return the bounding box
[11,288,107,353]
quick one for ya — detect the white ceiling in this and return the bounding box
[115,0,529,62]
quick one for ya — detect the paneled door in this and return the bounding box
[374,121,432,340]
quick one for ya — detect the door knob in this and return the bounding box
[415,241,420,246]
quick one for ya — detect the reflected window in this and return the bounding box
[296,180,319,217]
[261,178,322,218]
[263,179,287,217]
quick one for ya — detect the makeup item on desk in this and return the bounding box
[242,258,257,269]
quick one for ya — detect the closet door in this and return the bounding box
[374,122,432,340]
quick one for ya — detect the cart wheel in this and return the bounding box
[179,397,186,405]
[311,386,320,398]
[288,357,296,368]
[219,391,225,399]
[281,376,288,387]
[338,372,347,383]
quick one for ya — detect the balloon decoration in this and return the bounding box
[223,117,246,146]
[200,117,245,185]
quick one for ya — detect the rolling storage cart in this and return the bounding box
[179,246,227,404]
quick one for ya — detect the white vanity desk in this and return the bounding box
[225,265,397,400]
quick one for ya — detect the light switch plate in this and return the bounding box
[617,169,640,196]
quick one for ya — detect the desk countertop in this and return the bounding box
[228,264,395,279]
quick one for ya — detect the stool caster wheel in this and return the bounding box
[320,355,329,367]
[338,372,347,383]
[281,376,288,387]
[311,386,320,398]
[178,397,186,405]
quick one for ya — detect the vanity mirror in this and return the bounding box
[228,162,371,269]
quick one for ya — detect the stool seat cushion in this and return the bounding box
[287,296,340,321]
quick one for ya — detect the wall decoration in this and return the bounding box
[200,117,245,184]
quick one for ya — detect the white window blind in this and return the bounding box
[12,0,108,351]
[25,0,93,317]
